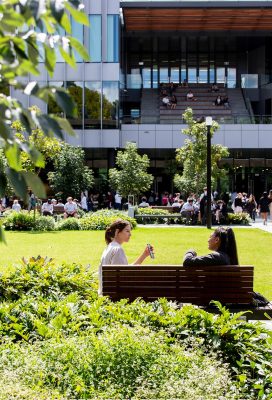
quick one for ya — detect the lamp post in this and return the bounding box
[205,116,213,229]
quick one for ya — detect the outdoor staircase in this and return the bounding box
[227,88,250,121]
[159,84,232,124]
[140,89,160,123]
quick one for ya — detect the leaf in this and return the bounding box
[50,0,65,24]
[5,144,22,171]
[60,12,71,34]
[65,3,89,26]
[5,168,28,201]
[0,172,7,197]
[54,116,75,136]
[59,45,76,68]
[0,226,6,245]
[44,44,56,77]
[22,171,46,198]
[37,114,64,139]
[28,146,45,168]
[55,89,77,117]
[0,120,12,140]
[69,36,89,62]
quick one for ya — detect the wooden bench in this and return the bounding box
[135,214,184,225]
[102,265,272,320]
[150,206,181,213]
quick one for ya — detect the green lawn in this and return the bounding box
[0,227,271,299]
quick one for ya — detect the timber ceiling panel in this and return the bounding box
[123,8,272,31]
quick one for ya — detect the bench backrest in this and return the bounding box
[102,265,254,305]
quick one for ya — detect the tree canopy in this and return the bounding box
[109,142,153,199]
[0,0,89,202]
[174,108,229,195]
[48,144,94,200]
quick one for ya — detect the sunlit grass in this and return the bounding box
[0,227,271,299]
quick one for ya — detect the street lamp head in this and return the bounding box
[205,116,213,126]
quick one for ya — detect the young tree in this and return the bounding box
[174,108,229,195]
[109,142,153,200]
[48,144,94,200]
[12,108,62,175]
[0,0,89,203]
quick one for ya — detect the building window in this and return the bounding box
[89,15,101,62]
[103,81,119,128]
[85,82,101,129]
[71,19,84,62]
[48,81,65,116]
[67,81,83,128]
[107,15,119,63]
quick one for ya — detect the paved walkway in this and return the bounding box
[138,216,272,234]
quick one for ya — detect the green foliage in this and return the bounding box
[228,212,251,225]
[0,259,271,399]
[0,0,89,202]
[80,212,137,231]
[174,108,229,195]
[3,211,35,231]
[57,218,81,231]
[1,210,137,232]
[48,144,94,200]
[134,207,184,224]
[33,216,55,232]
[13,118,62,174]
[109,142,153,199]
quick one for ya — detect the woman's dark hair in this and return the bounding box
[214,227,239,265]
[105,219,131,245]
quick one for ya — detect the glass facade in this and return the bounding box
[48,81,65,117]
[71,19,84,62]
[102,81,119,128]
[85,82,101,128]
[67,81,83,128]
[107,15,119,62]
[123,36,238,88]
[89,15,101,62]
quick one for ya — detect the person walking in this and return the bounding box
[258,191,270,225]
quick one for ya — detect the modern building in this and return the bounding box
[13,0,272,196]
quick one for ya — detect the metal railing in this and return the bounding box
[120,114,272,125]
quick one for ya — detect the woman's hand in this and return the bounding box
[143,244,155,259]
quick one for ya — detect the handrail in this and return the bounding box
[120,114,272,125]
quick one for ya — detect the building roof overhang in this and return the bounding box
[121,2,272,32]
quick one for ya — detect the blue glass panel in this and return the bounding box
[107,15,119,62]
[71,19,83,62]
[89,15,101,62]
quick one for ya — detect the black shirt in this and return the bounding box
[183,249,230,266]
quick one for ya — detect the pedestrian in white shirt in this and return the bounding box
[64,197,78,218]
[12,199,21,212]
[114,192,122,210]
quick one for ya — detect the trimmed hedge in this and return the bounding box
[1,210,137,231]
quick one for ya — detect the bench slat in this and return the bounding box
[102,265,254,306]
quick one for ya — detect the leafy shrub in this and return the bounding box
[80,213,137,231]
[33,216,55,231]
[135,206,183,224]
[0,259,271,399]
[3,211,35,231]
[0,256,97,302]
[57,218,81,230]
[227,212,250,225]
[0,327,234,400]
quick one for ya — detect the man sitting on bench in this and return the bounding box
[64,197,78,218]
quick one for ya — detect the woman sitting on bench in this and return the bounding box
[183,227,239,266]
[98,219,154,294]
